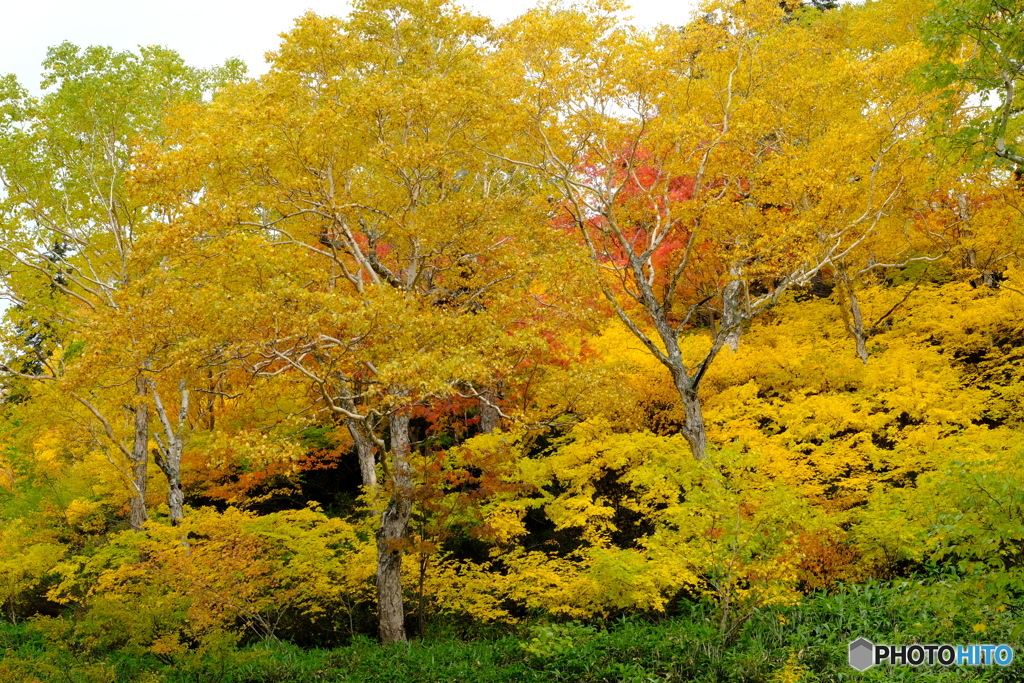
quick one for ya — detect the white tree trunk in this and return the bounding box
[129,376,149,531]
[721,264,746,352]
[152,378,189,527]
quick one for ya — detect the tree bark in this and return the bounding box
[721,264,746,352]
[645,296,714,462]
[347,416,379,489]
[954,192,995,287]
[478,386,502,435]
[678,386,708,461]
[848,290,870,364]
[152,378,189,527]
[376,397,413,643]
[166,476,185,528]
[152,448,185,526]
[836,266,870,364]
[341,395,378,489]
[129,376,149,531]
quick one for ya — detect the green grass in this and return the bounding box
[1,581,1019,682]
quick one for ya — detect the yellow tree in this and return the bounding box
[0,45,242,529]
[135,0,587,642]
[493,0,924,458]
[755,0,954,363]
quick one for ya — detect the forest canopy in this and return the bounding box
[1,0,1024,680]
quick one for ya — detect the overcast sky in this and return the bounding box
[4,0,702,92]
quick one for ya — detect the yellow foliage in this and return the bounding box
[64,499,106,534]
[772,651,809,683]
[4,0,1024,654]
[0,521,66,619]
[45,505,376,641]
[449,418,832,620]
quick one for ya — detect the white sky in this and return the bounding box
[4,0,702,92]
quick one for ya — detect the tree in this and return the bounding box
[133,0,588,642]
[494,0,910,459]
[0,44,243,529]
[775,0,956,363]
[921,0,1024,169]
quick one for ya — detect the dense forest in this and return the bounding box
[1,0,1023,680]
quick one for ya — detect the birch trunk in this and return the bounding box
[721,264,746,352]
[152,378,189,527]
[129,376,149,531]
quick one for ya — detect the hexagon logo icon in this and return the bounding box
[849,638,875,671]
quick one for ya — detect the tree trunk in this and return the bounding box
[848,290,870,364]
[721,264,746,352]
[129,376,149,531]
[678,386,708,461]
[954,192,995,287]
[376,398,413,644]
[836,267,869,364]
[152,378,189,527]
[341,395,378,489]
[478,386,502,435]
[654,312,712,462]
[167,475,185,527]
[347,416,378,489]
[153,445,185,527]
[842,283,870,364]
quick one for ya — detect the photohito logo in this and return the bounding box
[848,638,1015,671]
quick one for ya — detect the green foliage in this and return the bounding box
[3,588,1019,682]
[520,622,599,659]
[919,0,1024,167]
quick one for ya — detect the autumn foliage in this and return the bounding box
[2,0,1024,678]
